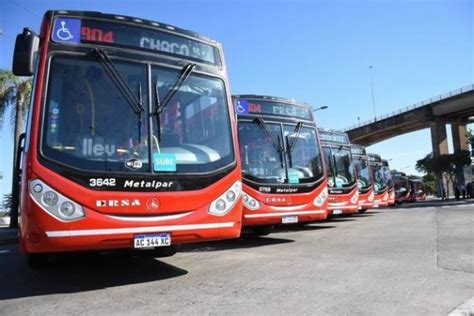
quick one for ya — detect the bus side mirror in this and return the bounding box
[12,28,40,76]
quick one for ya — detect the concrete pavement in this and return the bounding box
[0,204,472,315]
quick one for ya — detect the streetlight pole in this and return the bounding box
[313,105,328,113]
[369,66,376,121]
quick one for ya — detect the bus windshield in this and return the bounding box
[383,166,394,189]
[42,55,233,173]
[323,146,356,188]
[354,157,371,190]
[372,164,386,193]
[238,121,323,184]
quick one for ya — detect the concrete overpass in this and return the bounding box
[344,84,474,156]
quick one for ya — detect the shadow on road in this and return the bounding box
[180,236,294,253]
[393,199,474,210]
[0,246,188,300]
[274,224,337,233]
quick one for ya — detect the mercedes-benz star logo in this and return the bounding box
[146,198,160,211]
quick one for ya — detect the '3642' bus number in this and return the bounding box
[89,178,116,187]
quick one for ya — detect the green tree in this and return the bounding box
[0,69,32,228]
[416,151,472,199]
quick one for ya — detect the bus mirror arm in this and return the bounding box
[10,133,26,227]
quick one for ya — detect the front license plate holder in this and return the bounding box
[282,215,298,224]
[134,233,171,248]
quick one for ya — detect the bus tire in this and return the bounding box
[253,225,274,237]
[358,209,367,213]
[26,253,49,269]
[154,245,179,258]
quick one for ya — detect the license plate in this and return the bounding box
[373,204,379,208]
[333,209,343,215]
[282,215,298,224]
[134,233,171,248]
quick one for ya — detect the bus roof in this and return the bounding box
[46,10,220,46]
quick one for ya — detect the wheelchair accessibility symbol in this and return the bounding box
[52,18,80,44]
[56,21,74,41]
[235,99,248,114]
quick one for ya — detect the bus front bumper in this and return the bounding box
[21,201,242,254]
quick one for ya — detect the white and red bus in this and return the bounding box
[351,144,374,213]
[393,171,411,204]
[319,129,359,215]
[12,11,242,266]
[381,159,395,206]
[367,153,389,208]
[234,95,328,235]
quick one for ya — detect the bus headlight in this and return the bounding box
[351,191,359,204]
[209,181,242,216]
[243,192,261,210]
[313,188,328,207]
[29,179,85,221]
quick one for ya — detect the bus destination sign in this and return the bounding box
[351,147,366,155]
[318,131,350,145]
[51,17,220,65]
[235,98,312,120]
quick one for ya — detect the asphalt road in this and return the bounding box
[0,203,473,315]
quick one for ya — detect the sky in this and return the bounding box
[0,0,473,198]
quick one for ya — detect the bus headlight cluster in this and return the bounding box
[368,191,375,202]
[209,181,242,216]
[29,179,85,221]
[243,192,261,210]
[351,191,359,204]
[313,188,328,207]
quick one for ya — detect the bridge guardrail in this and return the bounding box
[344,84,474,131]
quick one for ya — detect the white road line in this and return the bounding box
[449,296,474,316]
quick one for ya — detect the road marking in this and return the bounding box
[449,296,474,316]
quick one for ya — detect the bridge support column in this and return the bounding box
[451,122,471,187]
[430,120,449,156]
[451,122,469,152]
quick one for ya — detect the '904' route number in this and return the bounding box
[89,178,116,187]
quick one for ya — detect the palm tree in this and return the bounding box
[0,69,32,228]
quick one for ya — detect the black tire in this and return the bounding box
[153,245,179,258]
[26,253,50,269]
[358,209,367,213]
[252,225,274,237]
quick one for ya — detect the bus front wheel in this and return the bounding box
[252,225,274,237]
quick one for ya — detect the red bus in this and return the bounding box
[382,159,395,206]
[12,11,242,266]
[351,144,374,213]
[367,153,389,208]
[234,95,328,235]
[409,178,426,202]
[319,129,359,215]
[392,171,411,204]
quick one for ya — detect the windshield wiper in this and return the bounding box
[286,122,303,153]
[154,63,195,142]
[254,117,285,153]
[93,48,144,142]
